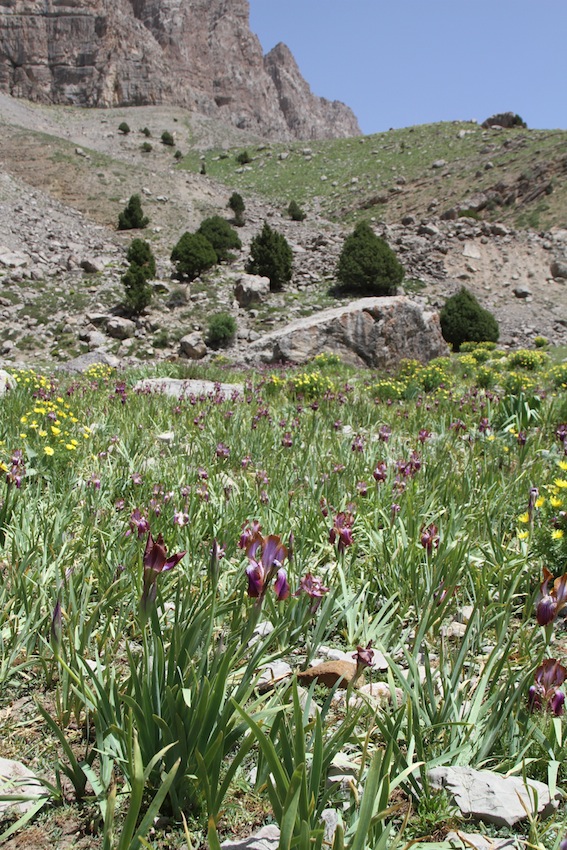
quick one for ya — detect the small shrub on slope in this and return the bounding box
[196,216,241,263]
[118,194,149,230]
[440,287,499,352]
[336,221,403,296]
[246,222,293,291]
[171,232,217,281]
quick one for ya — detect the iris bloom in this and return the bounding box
[245,532,289,602]
[296,573,329,612]
[353,641,374,668]
[420,523,439,552]
[536,567,567,626]
[329,512,354,554]
[528,658,567,716]
[141,531,186,616]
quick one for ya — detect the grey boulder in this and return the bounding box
[428,766,560,828]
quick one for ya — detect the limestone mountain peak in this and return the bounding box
[0,0,360,139]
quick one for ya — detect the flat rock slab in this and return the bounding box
[296,660,360,689]
[0,369,16,396]
[0,757,47,816]
[134,378,243,400]
[247,296,448,367]
[60,351,120,373]
[446,831,520,849]
[428,766,560,828]
[220,825,280,850]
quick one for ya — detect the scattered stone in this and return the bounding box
[60,351,120,373]
[320,810,340,845]
[156,431,175,444]
[551,260,567,279]
[428,766,560,827]
[179,332,207,359]
[513,285,532,299]
[341,681,404,711]
[80,258,104,273]
[133,377,243,399]
[257,660,293,692]
[87,330,109,349]
[234,274,271,307]
[296,660,361,689]
[462,242,481,260]
[446,831,520,849]
[220,825,280,850]
[0,249,27,268]
[456,605,474,624]
[0,757,47,817]
[327,753,359,789]
[431,159,447,169]
[0,369,16,395]
[442,621,467,639]
[106,317,136,339]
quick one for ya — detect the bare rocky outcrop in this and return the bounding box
[247,297,448,367]
[0,0,360,140]
[263,43,360,141]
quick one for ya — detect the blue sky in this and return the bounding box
[248,1,567,135]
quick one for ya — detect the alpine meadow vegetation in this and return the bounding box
[0,345,566,848]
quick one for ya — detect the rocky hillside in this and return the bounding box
[0,94,565,370]
[0,0,359,140]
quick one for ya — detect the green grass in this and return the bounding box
[179,123,567,230]
[0,346,566,849]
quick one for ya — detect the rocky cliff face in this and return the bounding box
[0,0,360,139]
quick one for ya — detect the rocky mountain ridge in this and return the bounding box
[0,0,360,140]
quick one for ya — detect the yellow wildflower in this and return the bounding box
[551,529,564,541]
[44,446,54,456]
[518,512,530,524]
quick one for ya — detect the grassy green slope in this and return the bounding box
[180,121,567,231]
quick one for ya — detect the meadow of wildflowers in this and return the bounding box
[0,346,566,848]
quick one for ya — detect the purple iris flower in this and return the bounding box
[373,461,387,483]
[353,641,374,668]
[536,568,567,626]
[420,524,439,552]
[128,508,150,538]
[329,512,354,554]
[528,658,567,717]
[141,531,185,616]
[351,435,365,453]
[244,531,289,602]
[296,573,329,612]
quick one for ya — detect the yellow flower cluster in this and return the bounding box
[371,379,407,401]
[547,363,567,389]
[313,352,342,368]
[506,349,548,371]
[290,370,335,398]
[13,370,91,456]
[83,364,115,381]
